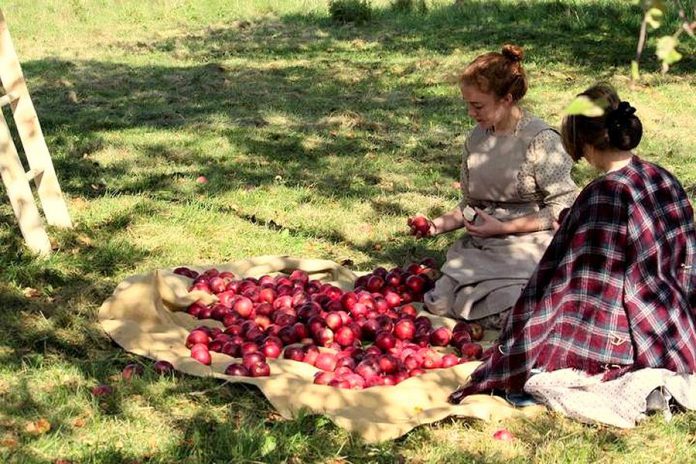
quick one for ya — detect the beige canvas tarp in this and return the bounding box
[98,255,541,443]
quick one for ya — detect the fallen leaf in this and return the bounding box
[76,234,93,246]
[0,436,19,449]
[72,417,86,428]
[23,287,41,298]
[67,90,79,103]
[25,418,51,435]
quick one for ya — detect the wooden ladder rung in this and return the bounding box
[25,167,44,181]
[0,91,17,107]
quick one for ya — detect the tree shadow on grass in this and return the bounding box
[21,56,462,205]
[143,0,694,75]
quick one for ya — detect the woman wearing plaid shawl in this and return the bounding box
[449,84,696,411]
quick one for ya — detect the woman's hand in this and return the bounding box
[464,208,507,237]
[407,215,437,238]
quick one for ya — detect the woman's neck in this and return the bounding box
[589,150,634,173]
[493,106,522,135]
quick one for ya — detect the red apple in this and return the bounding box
[403,354,423,370]
[405,274,426,294]
[441,353,460,368]
[121,363,144,381]
[335,356,357,370]
[314,353,337,371]
[355,360,380,380]
[394,319,416,340]
[209,276,226,293]
[313,371,335,385]
[233,297,253,318]
[185,329,210,348]
[221,341,242,357]
[459,342,483,360]
[429,327,452,347]
[249,361,271,377]
[242,352,266,370]
[375,331,397,352]
[240,342,260,355]
[378,354,399,374]
[334,326,356,347]
[153,360,174,375]
[382,290,402,308]
[366,275,385,292]
[303,345,321,365]
[469,322,484,341]
[190,344,211,365]
[493,428,514,441]
[408,216,430,236]
[91,384,113,397]
[283,345,305,361]
[225,363,250,376]
[261,342,281,359]
[324,312,343,331]
[399,304,418,318]
[314,327,334,347]
[451,330,472,347]
[174,267,199,278]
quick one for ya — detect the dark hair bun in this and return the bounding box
[502,44,524,62]
[606,101,643,150]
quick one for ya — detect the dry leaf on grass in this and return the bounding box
[23,287,41,299]
[72,417,87,428]
[0,436,19,449]
[25,418,51,435]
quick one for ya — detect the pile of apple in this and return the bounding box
[173,259,484,389]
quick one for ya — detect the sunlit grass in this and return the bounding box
[0,0,695,462]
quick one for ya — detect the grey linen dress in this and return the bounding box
[424,111,578,327]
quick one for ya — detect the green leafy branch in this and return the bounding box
[632,0,696,79]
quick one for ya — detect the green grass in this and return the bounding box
[1,0,696,462]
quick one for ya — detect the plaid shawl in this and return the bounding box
[455,156,696,398]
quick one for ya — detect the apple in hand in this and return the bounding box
[407,216,432,237]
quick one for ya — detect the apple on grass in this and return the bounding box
[153,360,174,375]
[121,363,144,381]
[493,428,513,441]
[91,384,113,397]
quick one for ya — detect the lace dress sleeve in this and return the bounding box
[529,130,578,229]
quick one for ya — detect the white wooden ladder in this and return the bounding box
[0,9,72,255]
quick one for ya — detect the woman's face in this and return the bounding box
[460,84,513,130]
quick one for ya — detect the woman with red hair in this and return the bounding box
[410,45,578,330]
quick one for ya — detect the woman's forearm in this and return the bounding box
[432,207,466,235]
[499,213,551,234]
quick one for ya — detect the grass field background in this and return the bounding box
[1,1,695,462]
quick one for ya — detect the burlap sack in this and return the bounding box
[98,255,542,442]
